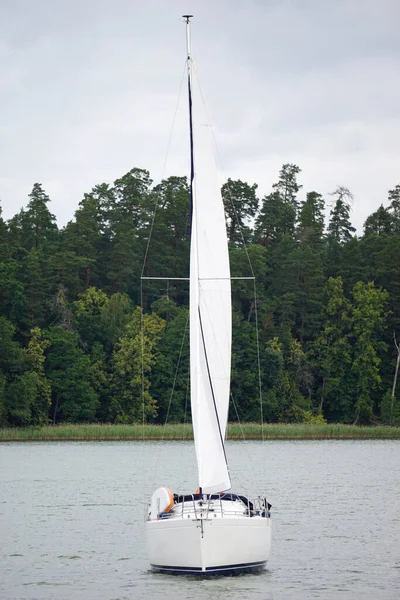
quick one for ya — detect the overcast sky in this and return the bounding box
[0,0,399,232]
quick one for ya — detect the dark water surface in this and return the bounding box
[1,440,399,599]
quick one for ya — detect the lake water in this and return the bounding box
[1,439,399,599]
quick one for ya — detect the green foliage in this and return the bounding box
[44,327,99,423]
[229,243,269,318]
[0,322,51,425]
[0,206,10,262]
[230,312,262,421]
[23,183,58,251]
[388,185,400,234]
[0,167,398,428]
[63,187,110,290]
[254,192,296,246]
[150,307,189,423]
[106,168,153,296]
[261,342,284,422]
[0,261,26,324]
[0,373,6,426]
[101,293,133,345]
[364,205,393,236]
[21,249,47,329]
[23,327,52,425]
[272,163,302,211]
[380,389,400,426]
[348,281,389,423]
[0,317,25,375]
[2,422,400,441]
[149,176,190,276]
[312,277,353,421]
[282,405,326,424]
[89,342,112,422]
[110,308,165,423]
[73,286,109,347]
[222,179,259,245]
[327,186,355,243]
[298,191,325,245]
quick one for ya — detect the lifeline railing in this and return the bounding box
[155,494,271,520]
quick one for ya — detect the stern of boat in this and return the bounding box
[145,493,272,575]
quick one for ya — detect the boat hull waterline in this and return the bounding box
[146,509,271,575]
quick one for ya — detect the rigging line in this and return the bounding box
[253,277,267,485]
[141,277,190,281]
[229,391,259,483]
[227,392,245,486]
[230,391,246,441]
[198,279,259,464]
[198,307,230,477]
[222,178,255,276]
[253,278,264,434]
[150,310,190,492]
[178,369,191,491]
[140,59,187,278]
[140,279,147,520]
[191,63,255,278]
[199,289,258,479]
[140,277,255,280]
[141,280,145,436]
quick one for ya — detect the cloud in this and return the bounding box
[0,0,399,234]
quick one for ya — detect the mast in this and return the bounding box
[183,15,194,229]
[184,15,202,491]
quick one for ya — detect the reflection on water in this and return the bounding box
[1,439,400,599]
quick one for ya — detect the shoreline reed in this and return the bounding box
[1,422,400,441]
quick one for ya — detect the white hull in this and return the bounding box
[145,497,272,575]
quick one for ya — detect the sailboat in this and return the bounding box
[145,16,272,576]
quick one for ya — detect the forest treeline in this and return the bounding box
[0,164,399,427]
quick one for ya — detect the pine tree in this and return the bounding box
[311,277,353,421]
[347,282,389,424]
[45,327,99,423]
[296,192,325,342]
[144,176,190,307]
[221,179,259,246]
[0,205,9,262]
[272,163,302,213]
[327,187,355,243]
[24,183,58,251]
[364,205,393,236]
[254,191,296,247]
[107,169,152,296]
[388,184,400,234]
[21,249,47,329]
[298,191,325,246]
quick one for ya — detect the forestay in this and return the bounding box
[189,63,232,494]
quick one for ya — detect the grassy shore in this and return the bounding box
[1,422,400,441]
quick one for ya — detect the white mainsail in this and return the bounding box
[189,64,232,494]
